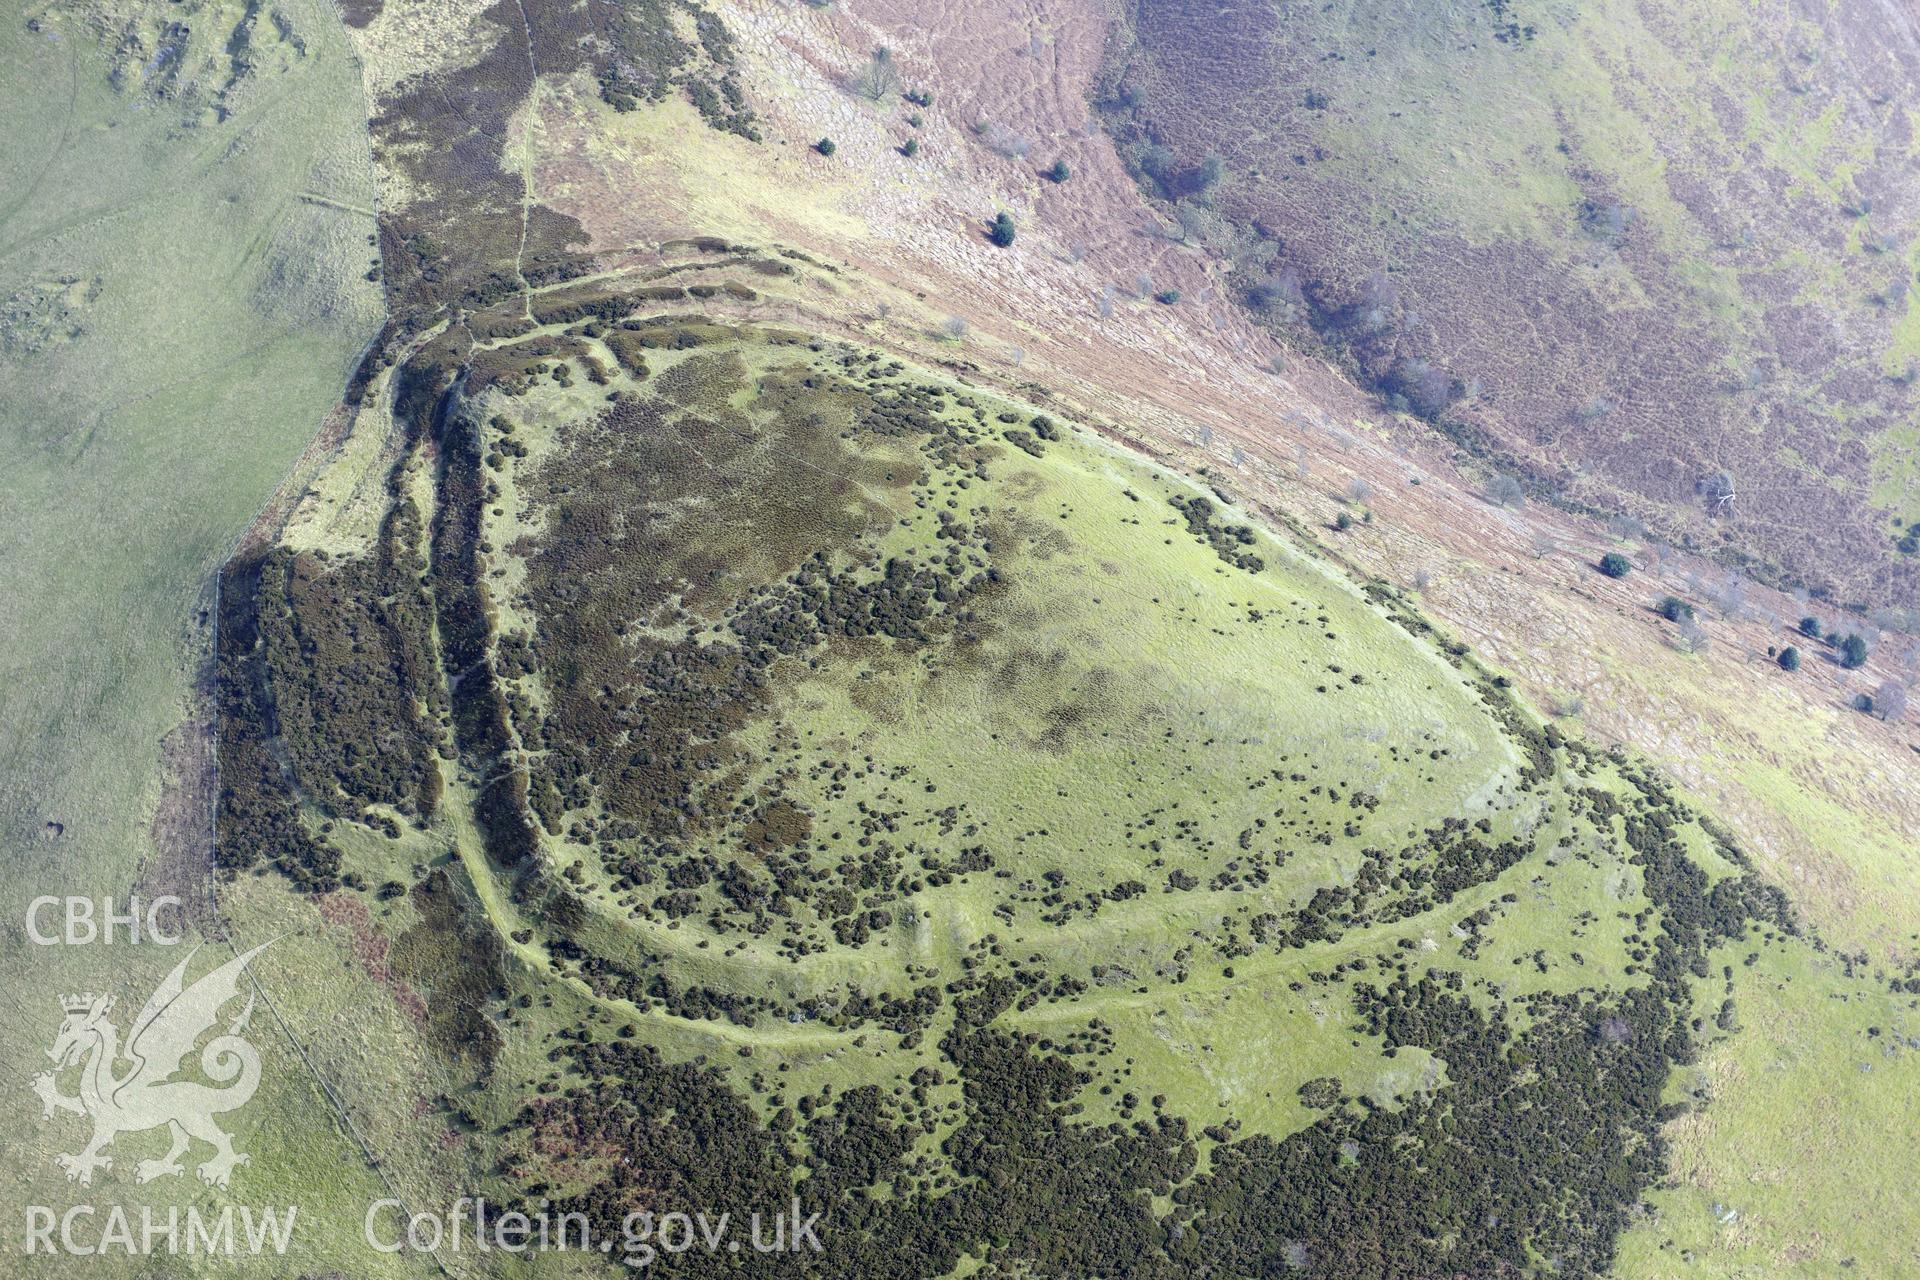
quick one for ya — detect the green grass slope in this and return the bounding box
[0,1,415,1273]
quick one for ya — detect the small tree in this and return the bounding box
[816,137,836,156]
[1875,681,1909,722]
[901,138,919,158]
[1044,160,1071,183]
[1486,474,1526,507]
[1778,645,1801,671]
[1798,616,1823,640]
[1598,553,1632,579]
[1606,513,1646,541]
[853,47,900,101]
[987,212,1016,247]
[1840,633,1870,669]
[1657,596,1695,623]
[980,122,1031,159]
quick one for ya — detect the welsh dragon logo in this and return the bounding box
[32,943,272,1190]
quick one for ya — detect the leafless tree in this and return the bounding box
[1873,681,1909,723]
[1706,572,1748,621]
[939,315,969,341]
[852,47,900,101]
[1607,514,1645,541]
[1698,469,1737,514]
[979,121,1031,159]
[1487,474,1526,507]
[1347,478,1373,504]
[1871,605,1920,636]
[1675,617,1710,654]
[1249,265,1307,321]
[1174,200,1228,248]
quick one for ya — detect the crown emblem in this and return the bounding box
[60,993,97,1014]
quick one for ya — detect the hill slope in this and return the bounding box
[1101,0,1920,610]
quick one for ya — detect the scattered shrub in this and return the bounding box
[1136,141,1179,193]
[1777,646,1800,671]
[1840,633,1870,669]
[1598,553,1632,579]
[816,137,836,156]
[1798,616,1822,639]
[1194,152,1224,192]
[1044,160,1070,183]
[901,138,919,158]
[1656,596,1694,623]
[987,212,1016,247]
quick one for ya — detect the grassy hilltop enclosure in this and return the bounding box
[1101,0,1920,610]
[209,245,1917,1275]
